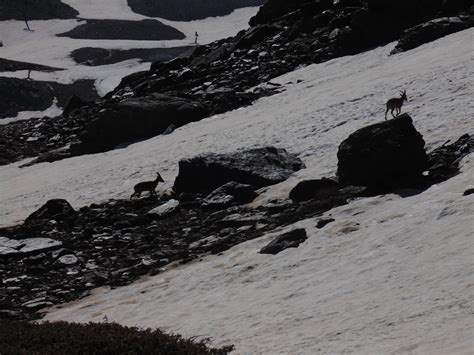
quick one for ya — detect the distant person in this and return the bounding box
[194,31,199,44]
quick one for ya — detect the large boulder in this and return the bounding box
[391,17,472,54]
[25,199,77,224]
[337,114,428,187]
[173,147,305,193]
[74,94,210,154]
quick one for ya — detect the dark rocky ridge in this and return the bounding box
[71,46,195,67]
[0,0,78,21]
[128,0,267,21]
[57,19,185,41]
[0,77,99,119]
[0,58,62,72]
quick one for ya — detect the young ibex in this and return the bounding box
[385,90,408,120]
[131,173,164,199]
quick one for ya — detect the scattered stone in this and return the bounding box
[57,254,78,265]
[202,182,258,210]
[260,229,307,255]
[147,199,180,217]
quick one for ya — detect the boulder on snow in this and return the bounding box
[74,94,210,154]
[337,114,428,187]
[259,228,307,255]
[202,182,258,210]
[25,199,77,224]
[391,17,472,54]
[173,147,305,193]
[289,178,339,202]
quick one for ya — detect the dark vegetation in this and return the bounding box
[71,46,195,66]
[57,19,185,41]
[0,320,233,354]
[128,0,267,21]
[0,0,78,21]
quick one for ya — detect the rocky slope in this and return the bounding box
[2,0,471,166]
[1,116,471,321]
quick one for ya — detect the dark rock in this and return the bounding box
[316,218,335,229]
[74,94,210,154]
[0,58,62,72]
[202,182,258,210]
[128,0,266,21]
[0,237,62,259]
[62,95,87,117]
[249,0,333,26]
[259,228,307,255]
[0,77,99,119]
[0,0,78,21]
[57,19,185,41]
[235,24,281,49]
[173,147,305,193]
[463,189,474,196]
[426,134,473,183]
[289,178,339,202]
[25,199,77,224]
[71,46,194,67]
[147,200,180,217]
[337,114,428,187]
[391,17,472,54]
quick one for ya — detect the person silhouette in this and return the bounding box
[194,31,199,44]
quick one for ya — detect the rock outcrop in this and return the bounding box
[25,199,77,225]
[391,17,472,54]
[337,114,428,187]
[73,94,210,154]
[173,147,305,193]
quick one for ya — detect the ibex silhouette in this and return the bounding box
[385,90,408,120]
[130,173,164,199]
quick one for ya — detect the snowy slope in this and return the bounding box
[0,6,260,119]
[2,29,473,353]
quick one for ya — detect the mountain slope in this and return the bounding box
[37,29,474,353]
